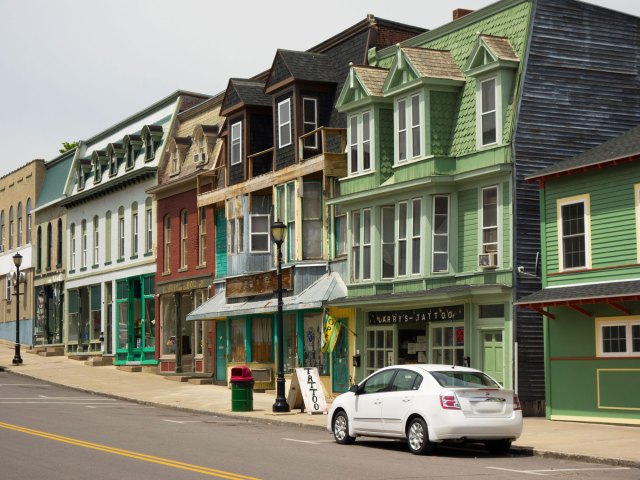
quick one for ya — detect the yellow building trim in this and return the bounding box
[550,414,640,426]
[556,193,592,271]
[597,368,640,411]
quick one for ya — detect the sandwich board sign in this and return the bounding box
[287,367,327,414]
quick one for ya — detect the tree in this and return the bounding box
[59,141,78,153]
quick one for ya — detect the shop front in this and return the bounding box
[33,281,64,347]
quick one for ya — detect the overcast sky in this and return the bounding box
[0,0,637,176]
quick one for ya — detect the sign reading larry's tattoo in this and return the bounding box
[368,305,464,325]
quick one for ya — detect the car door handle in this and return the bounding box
[402,398,411,403]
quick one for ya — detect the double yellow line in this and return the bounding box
[0,421,261,479]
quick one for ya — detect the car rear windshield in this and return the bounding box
[429,371,500,388]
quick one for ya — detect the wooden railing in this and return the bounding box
[247,146,274,179]
[298,127,346,161]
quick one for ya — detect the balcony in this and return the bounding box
[197,127,346,207]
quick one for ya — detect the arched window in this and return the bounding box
[93,216,100,265]
[81,219,87,268]
[105,211,112,263]
[70,223,76,270]
[163,215,171,273]
[26,198,32,244]
[180,210,188,269]
[46,223,52,269]
[118,207,125,259]
[57,219,63,268]
[145,197,153,254]
[17,202,22,247]
[0,210,4,251]
[37,226,42,271]
[131,202,139,257]
[9,206,14,250]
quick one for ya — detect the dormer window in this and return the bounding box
[302,98,318,149]
[348,111,372,175]
[193,135,206,164]
[199,138,206,163]
[395,93,422,163]
[126,142,136,169]
[277,98,292,148]
[78,166,86,190]
[109,153,118,176]
[171,147,179,174]
[94,158,102,183]
[230,121,242,165]
[145,134,154,161]
[480,78,497,146]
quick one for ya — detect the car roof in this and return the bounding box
[381,364,482,374]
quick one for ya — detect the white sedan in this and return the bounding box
[327,364,522,455]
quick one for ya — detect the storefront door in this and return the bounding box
[482,330,504,384]
[331,322,349,393]
[115,275,155,365]
[215,320,227,382]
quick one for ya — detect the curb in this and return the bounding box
[2,365,639,469]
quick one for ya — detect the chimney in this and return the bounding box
[453,8,474,21]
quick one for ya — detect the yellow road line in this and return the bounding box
[0,421,261,480]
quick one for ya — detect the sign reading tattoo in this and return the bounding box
[368,305,464,325]
[286,367,327,414]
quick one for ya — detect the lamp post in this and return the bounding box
[271,220,290,413]
[12,252,23,365]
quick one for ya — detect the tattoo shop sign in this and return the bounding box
[287,367,327,414]
[368,305,464,325]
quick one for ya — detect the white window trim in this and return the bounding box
[556,194,592,272]
[278,98,292,148]
[397,201,408,277]
[198,207,207,266]
[596,316,640,357]
[170,147,180,175]
[230,121,242,166]
[81,220,87,268]
[432,195,449,274]
[93,219,99,265]
[180,210,188,269]
[302,97,318,149]
[249,214,271,253]
[348,110,374,176]
[381,205,395,280]
[132,212,139,257]
[394,92,423,165]
[70,224,76,270]
[476,75,501,148]
[163,216,171,273]
[480,185,500,262]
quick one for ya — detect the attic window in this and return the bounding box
[78,166,86,190]
[194,136,206,164]
[278,98,292,148]
[109,153,118,176]
[94,158,102,183]
[480,78,497,146]
[126,143,136,169]
[230,121,242,166]
[145,133,155,161]
[171,147,180,175]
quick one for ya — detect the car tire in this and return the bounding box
[485,439,512,455]
[332,411,355,445]
[407,417,435,455]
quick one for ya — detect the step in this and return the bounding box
[116,365,142,373]
[84,356,114,367]
[188,378,213,385]
[68,354,90,361]
[164,375,190,382]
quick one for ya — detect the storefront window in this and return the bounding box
[143,276,155,349]
[231,319,246,362]
[303,313,328,375]
[90,285,101,343]
[116,280,128,350]
[179,293,194,355]
[161,294,176,355]
[251,316,272,363]
[68,289,79,343]
[366,327,394,376]
[283,313,298,373]
[431,324,464,366]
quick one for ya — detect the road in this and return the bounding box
[0,370,637,480]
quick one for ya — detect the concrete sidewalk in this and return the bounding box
[1,344,638,468]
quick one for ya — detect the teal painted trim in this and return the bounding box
[245,316,251,363]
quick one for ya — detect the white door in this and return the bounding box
[381,369,421,434]
[352,369,395,434]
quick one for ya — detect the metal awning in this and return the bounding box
[186,272,347,321]
[515,279,640,319]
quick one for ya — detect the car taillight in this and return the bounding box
[440,392,461,410]
[513,394,521,411]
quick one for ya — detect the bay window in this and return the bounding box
[230,121,242,165]
[348,111,372,175]
[396,93,422,163]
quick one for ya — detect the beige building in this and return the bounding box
[0,160,46,344]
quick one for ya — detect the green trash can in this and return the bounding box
[230,366,254,412]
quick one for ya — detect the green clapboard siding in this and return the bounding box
[502,181,511,267]
[379,107,395,184]
[215,208,227,278]
[430,91,457,156]
[458,188,478,273]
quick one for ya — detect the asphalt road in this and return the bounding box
[0,370,638,480]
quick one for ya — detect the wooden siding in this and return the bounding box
[513,0,640,406]
[458,188,478,273]
[215,208,227,279]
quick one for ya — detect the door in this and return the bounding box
[482,330,504,384]
[130,278,143,362]
[352,369,395,434]
[207,323,216,374]
[331,321,349,393]
[215,320,227,383]
[381,369,421,434]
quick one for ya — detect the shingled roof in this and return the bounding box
[480,35,519,62]
[528,123,640,181]
[516,279,640,307]
[277,49,336,83]
[353,65,389,96]
[401,47,465,81]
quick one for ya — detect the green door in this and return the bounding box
[215,320,227,383]
[482,330,504,384]
[331,322,349,393]
[114,275,155,365]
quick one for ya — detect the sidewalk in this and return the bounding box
[1,344,638,468]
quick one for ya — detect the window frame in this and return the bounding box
[348,110,373,176]
[145,198,153,254]
[180,210,188,269]
[170,147,180,175]
[249,213,271,254]
[596,317,640,358]
[432,195,449,273]
[381,205,396,280]
[481,185,500,261]
[93,216,99,266]
[302,97,318,149]
[46,222,52,269]
[479,76,498,147]
[70,223,76,271]
[81,219,87,268]
[163,215,171,273]
[118,207,125,260]
[277,98,292,148]
[230,121,242,166]
[395,92,422,164]
[198,207,207,266]
[557,194,591,272]
[131,203,139,257]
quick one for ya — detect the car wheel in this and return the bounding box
[407,417,435,455]
[332,411,355,445]
[485,439,512,455]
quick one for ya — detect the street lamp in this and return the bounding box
[12,252,23,365]
[271,220,289,413]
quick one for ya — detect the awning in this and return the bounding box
[515,279,640,318]
[186,272,347,321]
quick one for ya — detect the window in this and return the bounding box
[227,199,244,255]
[411,198,422,274]
[230,319,246,362]
[302,182,322,259]
[597,318,640,357]
[105,211,111,264]
[230,121,242,165]
[17,202,22,247]
[194,136,206,163]
[334,205,347,257]
[278,98,291,148]
[57,219,63,267]
[381,206,395,279]
[302,98,318,149]
[396,93,422,163]
[198,207,207,266]
[93,216,99,265]
[251,317,272,363]
[250,214,270,253]
[77,167,85,190]
[482,186,499,257]
[558,195,590,271]
[70,223,76,270]
[145,133,154,161]
[351,209,371,282]
[365,328,394,375]
[180,210,188,269]
[110,153,118,176]
[118,207,125,260]
[0,210,4,250]
[36,226,42,271]
[81,220,87,268]
[126,142,136,169]
[131,202,139,257]
[26,198,32,244]
[6,275,11,304]
[94,159,102,183]
[480,77,497,146]
[432,195,449,273]
[46,222,52,269]
[398,202,408,276]
[145,197,153,254]
[170,147,179,174]
[362,369,395,394]
[303,313,328,375]
[9,206,13,250]
[431,324,465,366]
[392,370,422,391]
[163,215,171,272]
[276,183,296,262]
[348,111,372,175]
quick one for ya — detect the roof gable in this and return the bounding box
[464,34,519,75]
[336,65,389,109]
[221,79,271,115]
[265,50,336,92]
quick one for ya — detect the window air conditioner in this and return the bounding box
[478,252,498,269]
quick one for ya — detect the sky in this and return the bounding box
[0,0,638,177]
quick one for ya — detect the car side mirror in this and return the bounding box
[349,384,360,394]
